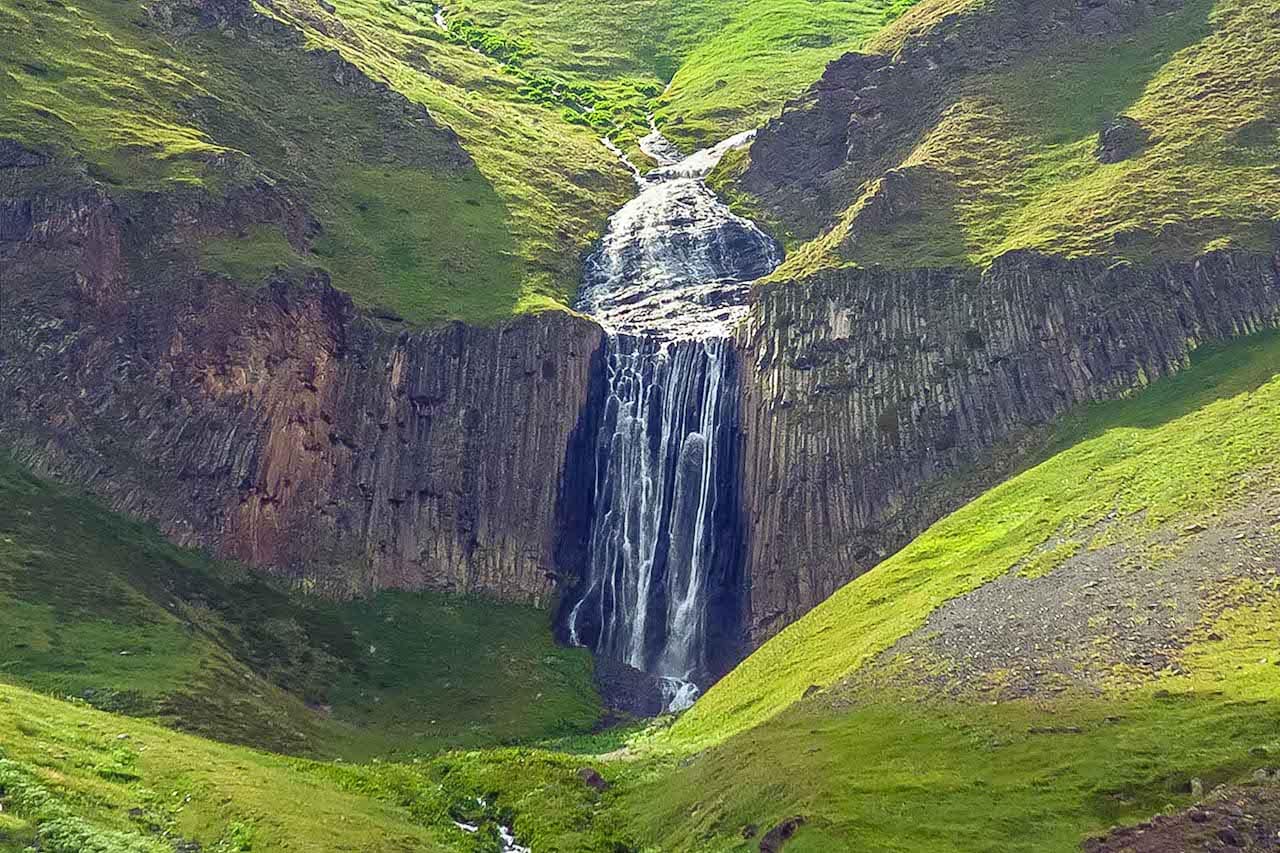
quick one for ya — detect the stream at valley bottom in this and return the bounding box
[566,125,782,714]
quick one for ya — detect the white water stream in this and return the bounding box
[569,127,780,712]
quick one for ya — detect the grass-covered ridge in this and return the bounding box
[758,0,1280,279]
[2,0,924,326]
[669,329,1280,749]
[0,455,600,760]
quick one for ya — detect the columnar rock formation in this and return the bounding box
[736,250,1280,641]
[0,186,602,602]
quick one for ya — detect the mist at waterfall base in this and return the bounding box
[564,130,780,713]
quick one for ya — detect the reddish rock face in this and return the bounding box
[0,185,603,603]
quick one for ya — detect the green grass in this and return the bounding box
[0,683,458,852]
[623,633,1280,851]
[768,0,1280,278]
[5,330,1280,852]
[655,0,919,148]
[453,0,922,150]
[266,0,637,314]
[0,454,601,761]
[0,678,649,853]
[668,329,1280,750]
[0,0,636,324]
[1,0,929,323]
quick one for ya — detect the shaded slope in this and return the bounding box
[0,455,600,759]
[0,682,456,852]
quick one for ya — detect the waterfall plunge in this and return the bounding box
[569,129,781,711]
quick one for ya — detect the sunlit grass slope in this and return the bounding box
[767,0,1280,276]
[625,620,1280,851]
[0,682,457,852]
[0,0,637,323]
[669,329,1280,750]
[452,0,922,149]
[0,456,600,761]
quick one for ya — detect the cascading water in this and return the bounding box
[568,128,781,712]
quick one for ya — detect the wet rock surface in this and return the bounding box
[566,130,774,703]
[591,658,668,717]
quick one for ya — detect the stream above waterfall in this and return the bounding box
[568,128,781,712]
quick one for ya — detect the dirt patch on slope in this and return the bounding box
[860,483,1280,699]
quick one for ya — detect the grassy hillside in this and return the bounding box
[457,329,1280,851]
[2,0,927,326]
[0,456,600,760]
[0,681,461,852]
[742,0,1280,278]
[0,679,650,853]
[0,0,635,324]
[450,0,922,149]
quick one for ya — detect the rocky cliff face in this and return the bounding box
[0,183,603,602]
[737,250,1280,641]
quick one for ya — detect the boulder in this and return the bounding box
[578,767,609,792]
[759,816,805,852]
[1096,116,1149,164]
[592,657,668,717]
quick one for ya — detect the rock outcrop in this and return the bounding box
[0,184,603,602]
[737,250,1280,641]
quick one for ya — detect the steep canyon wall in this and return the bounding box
[0,186,603,602]
[737,250,1280,641]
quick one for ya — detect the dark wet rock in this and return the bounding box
[802,684,823,699]
[759,816,805,852]
[1218,826,1245,846]
[591,658,667,717]
[578,767,609,792]
[0,139,47,169]
[0,199,33,241]
[1096,116,1149,163]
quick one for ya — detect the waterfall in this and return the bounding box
[568,336,739,691]
[569,127,781,711]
